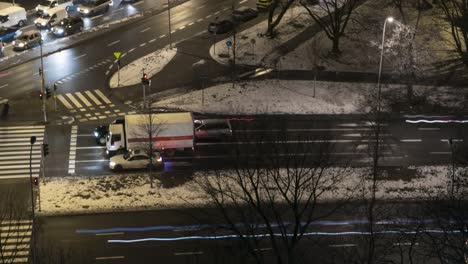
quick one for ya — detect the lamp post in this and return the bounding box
[39,39,47,123]
[29,136,36,264]
[167,0,172,49]
[376,16,394,112]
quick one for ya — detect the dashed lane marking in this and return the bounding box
[140,27,151,33]
[107,40,120,46]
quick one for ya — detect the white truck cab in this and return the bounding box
[106,123,125,156]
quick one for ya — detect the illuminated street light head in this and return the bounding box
[387,17,394,23]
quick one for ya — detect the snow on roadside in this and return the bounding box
[154,79,369,114]
[109,47,177,88]
[39,166,455,215]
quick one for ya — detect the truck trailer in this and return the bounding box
[106,112,194,156]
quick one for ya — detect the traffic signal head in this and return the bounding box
[141,74,150,85]
[46,87,51,99]
[39,92,43,100]
[42,143,49,157]
[33,177,39,185]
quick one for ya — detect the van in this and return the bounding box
[34,6,67,29]
[77,0,112,16]
[35,0,73,15]
[194,119,232,140]
[0,6,27,27]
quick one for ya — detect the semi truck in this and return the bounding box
[106,112,195,156]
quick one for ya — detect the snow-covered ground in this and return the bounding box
[153,79,468,115]
[38,166,458,215]
[109,47,177,88]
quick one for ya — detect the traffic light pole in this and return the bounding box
[39,41,47,123]
[167,0,172,49]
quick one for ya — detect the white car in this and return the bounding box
[109,149,163,171]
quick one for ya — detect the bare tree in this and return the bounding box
[266,0,297,37]
[197,127,354,264]
[300,0,359,55]
[0,189,32,264]
[434,0,468,67]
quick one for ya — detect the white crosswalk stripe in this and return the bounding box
[0,219,32,263]
[57,89,133,123]
[0,126,45,180]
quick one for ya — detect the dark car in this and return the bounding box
[208,19,234,34]
[0,27,20,42]
[52,16,83,37]
[194,119,232,140]
[232,7,258,22]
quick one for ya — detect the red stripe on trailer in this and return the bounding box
[128,135,193,143]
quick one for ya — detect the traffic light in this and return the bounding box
[141,73,150,85]
[38,68,42,76]
[39,91,43,100]
[42,143,49,157]
[46,87,51,99]
[33,177,38,186]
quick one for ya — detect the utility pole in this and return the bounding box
[39,40,47,123]
[167,0,172,49]
[29,136,37,264]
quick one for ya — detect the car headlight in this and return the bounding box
[18,42,24,47]
[109,161,116,167]
[34,19,38,24]
[57,28,64,34]
[41,21,46,26]
[156,157,162,162]
[109,0,113,6]
[84,9,89,13]
[94,131,99,137]
[35,6,39,11]
[77,7,80,11]
[12,41,15,45]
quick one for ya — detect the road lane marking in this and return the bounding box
[214,11,220,15]
[66,93,83,108]
[253,247,271,251]
[179,25,185,30]
[107,40,120,46]
[205,14,212,18]
[400,139,421,142]
[75,159,109,163]
[196,18,203,22]
[394,242,419,246]
[75,92,92,107]
[159,34,165,38]
[429,152,451,155]
[140,27,151,33]
[94,90,112,104]
[57,95,74,109]
[96,232,124,236]
[342,133,361,137]
[68,126,78,174]
[441,139,463,143]
[96,256,125,260]
[418,127,440,131]
[188,22,194,26]
[0,84,8,89]
[174,251,203,256]
[139,43,146,47]
[73,54,87,60]
[91,14,104,20]
[239,0,247,3]
[134,0,144,5]
[329,244,356,247]
[85,90,102,105]
[128,48,136,53]
[76,146,106,149]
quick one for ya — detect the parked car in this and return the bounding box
[12,30,41,51]
[194,119,232,140]
[0,6,27,28]
[232,7,258,22]
[52,16,83,36]
[109,149,163,171]
[208,19,233,34]
[0,26,20,42]
[34,6,67,29]
[77,0,112,16]
[35,0,73,15]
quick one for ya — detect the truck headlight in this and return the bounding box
[109,161,116,167]
[94,131,99,137]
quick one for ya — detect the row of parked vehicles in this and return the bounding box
[94,113,233,171]
[0,0,115,52]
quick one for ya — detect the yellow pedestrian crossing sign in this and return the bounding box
[113,52,121,59]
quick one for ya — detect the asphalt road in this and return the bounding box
[21,113,465,178]
[35,201,453,263]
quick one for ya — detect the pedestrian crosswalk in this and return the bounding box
[57,89,136,122]
[0,126,45,180]
[0,219,32,263]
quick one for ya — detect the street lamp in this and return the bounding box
[376,16,394,112]
[29,136,37,264]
